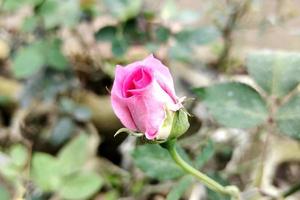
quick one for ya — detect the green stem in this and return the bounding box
[162,140,240,200]
[283,182,300,198]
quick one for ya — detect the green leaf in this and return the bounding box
[123,19,147,43]
[12,42,45,78]
[169,42,193,62]
[2,0,23,11]
[46,38,68,70]
[104,0,142,21]
[194,140,215,169]
[246,51,300,98]
[9,144,28,168]
[11,38,68,78]
[38,0,81,29]
[155,26,170,43]
[31,153,62,191]
[59,97,77,113]
[95,26,117,41]
[103,190,119,200]
[166,176,193,200]
[0,185,10,200]
[50,117,75,146]
[207,173,230,200]
[2,0,41,11]
[0,165,19,181]
[58,134,88,174]
[175,26,220,46]
[146,42,160,52]
[175,10,200,24]
[22,16,38,32]
[37,0,58,28]
[0,151,20,181]
[132,144,190,180]
[194,82,268,128]
[0,96,11,106]
[276,94,300,140]
[112,37,128,57]
[27,0,44,5]
[73,106,92,121]
[59,171,103,200]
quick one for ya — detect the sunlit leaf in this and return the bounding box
[12,42,45,78]
[58,134,88,174]
[38,0,81,29]
[59,171,103,200]
[9,144,28,168]
[104,0,142,21]
[161,0,177,21]
[22,16,39,32]
[2,0,23,11]
[0,185,10,200]
[103,190,119,200]
[28,0,44,5]
[31,153,62,191]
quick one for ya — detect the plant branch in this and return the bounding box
[216,0,251,70]
[162,140,240,200]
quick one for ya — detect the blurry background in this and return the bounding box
[1,0,300,199]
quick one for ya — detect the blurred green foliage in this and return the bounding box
[132,144,190,180]
[12,39,68,78]
[194,51,300,140]
[1,0,300,199]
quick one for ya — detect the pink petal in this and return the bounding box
[126,80,175,139]
[111,66,137,130]
[111,93,137,131]
[123,67,153,97]
[142,54,178,102]
[113,65,128,97]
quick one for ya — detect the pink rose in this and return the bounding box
[111,54,187,140]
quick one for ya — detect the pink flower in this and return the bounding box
[111,54,184,140]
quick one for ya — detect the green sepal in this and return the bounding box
[169,109,190,140]
[114,128,144,137]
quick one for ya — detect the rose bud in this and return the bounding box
[111,54,189,141]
